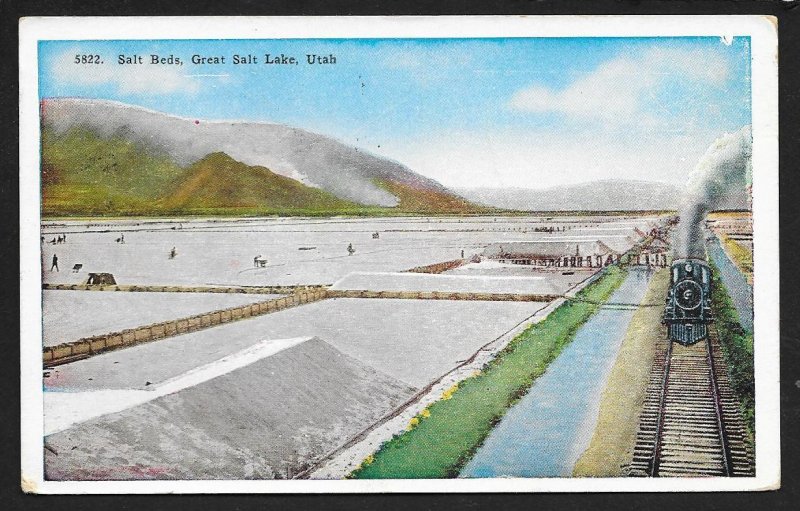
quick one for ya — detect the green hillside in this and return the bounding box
[40,127,484,217]
[42,127,185,216]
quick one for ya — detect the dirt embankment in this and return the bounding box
[572,267,669,477]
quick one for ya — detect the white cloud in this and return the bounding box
[382,45,739,191]
[508,47,730,122]
[50,48,201,95]
[378,127,722,190]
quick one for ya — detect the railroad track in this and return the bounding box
[628,327,754,477]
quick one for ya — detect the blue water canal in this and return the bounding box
[706,237,754,333]
[460,267,652,478]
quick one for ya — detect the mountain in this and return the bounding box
[40,127,442,216]
[41,98,477,216]
[42,126,185,216]
[159,152,358,214]
[455,180,684,212]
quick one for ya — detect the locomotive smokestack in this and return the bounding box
[675,125,752,259]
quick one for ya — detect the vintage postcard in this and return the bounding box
[19,16,779,493]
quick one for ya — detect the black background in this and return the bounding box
[2,1,798,509]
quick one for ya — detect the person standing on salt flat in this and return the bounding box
[50,254,59,272]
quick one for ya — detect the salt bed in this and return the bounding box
[45,336,416,480]
[43,215,659,235]
[42,290,280,347]
[444,260,596,294]
[330,271,563,295]
[44,297,548,391]
[40,216,652,287]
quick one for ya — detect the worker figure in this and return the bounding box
[120,233,124,244]
[50,254,59,272]
[461,249,465,258]
[169,247,177,259]
[254,255,261,267]
[347,243,355,256]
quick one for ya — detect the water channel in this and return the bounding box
[460,266,652,478]
[706,236,754,333]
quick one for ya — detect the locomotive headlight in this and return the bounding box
[675,280,702,310]
[685,262,693,272]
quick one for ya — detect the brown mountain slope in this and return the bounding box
[375,178,487,214]
[159,152,360,214]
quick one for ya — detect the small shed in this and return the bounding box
[86,273,116,285]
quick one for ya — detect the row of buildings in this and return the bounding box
[483,238,669,268]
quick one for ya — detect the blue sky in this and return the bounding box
[39,37,751,189]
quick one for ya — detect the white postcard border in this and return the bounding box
[19,14,779,494]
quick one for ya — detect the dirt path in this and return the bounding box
[572,266,669,477]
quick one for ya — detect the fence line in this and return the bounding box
[42,283,326,295]
[405,259,466,274]
[43,289,328,366]
[325,289,558,302]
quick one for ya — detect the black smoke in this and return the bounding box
[675,126,752,259]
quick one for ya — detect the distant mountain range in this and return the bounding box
[40,98,479,217]
[42,99,746,217]
[455,180,685,212]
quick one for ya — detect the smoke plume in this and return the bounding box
[676,125,752,259]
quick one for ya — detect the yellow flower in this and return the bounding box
[407,417,420,430]
[441,384,459,400]
[421,408,431,418]
[363,454,374,466]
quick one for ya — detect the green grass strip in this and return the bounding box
[708,258,755,444]
[351,265,628,479]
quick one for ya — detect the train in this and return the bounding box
[662,258,713,345]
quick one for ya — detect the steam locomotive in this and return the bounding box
[662,258,713,345]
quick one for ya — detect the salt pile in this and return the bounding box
[44,337,416,480]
